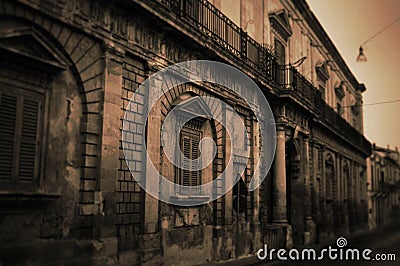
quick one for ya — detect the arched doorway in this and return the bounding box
[286,140,304,246]
[325,154,337,235]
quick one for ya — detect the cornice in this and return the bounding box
[291,0,366,93]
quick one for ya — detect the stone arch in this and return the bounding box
[158,83,224,178]
[343,159,355,227]
[156,83,228,263]
[158,85,223,196]
[326,153,334,164]
[343,159,349,169]
[0,3,104,97]
[0,2,105,234]
[157,84,227,212]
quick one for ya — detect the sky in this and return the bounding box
[307,0,400,150]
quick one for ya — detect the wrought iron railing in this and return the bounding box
[153,0,371,154]
[279,66,370,153]
[156,0,279,81]
[283,66,315,104]
[318,96,371,154]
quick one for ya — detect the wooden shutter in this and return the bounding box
[0,94,17,179]
[274,39,285,84]
[18,98,40,180]
[180,132,201,194]
[0,90,42,183]
[181,135,191,187]
[274,39,285,65]
[190,135,199,187]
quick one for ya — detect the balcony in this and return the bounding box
[142,0,371,155]
[282,67,370,155]
[150,0,280,83]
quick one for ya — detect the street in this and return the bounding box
[258,222,400,266]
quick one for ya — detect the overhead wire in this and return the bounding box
[362,16,400,46]
[334,99,400,109]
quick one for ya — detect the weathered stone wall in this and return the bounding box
[117,56,146,251]
[310,124,368,243]
[0,0,372,265]
[0,0,108,264]
[0,0,262,264]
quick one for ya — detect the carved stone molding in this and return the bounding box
[269,10,293,41]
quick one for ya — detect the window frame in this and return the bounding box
[0,80,49,192]
[177,123,202,195]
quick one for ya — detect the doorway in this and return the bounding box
[286,140,304,246]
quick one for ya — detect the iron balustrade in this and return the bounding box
[153,0,371,155]
[156,0,279,81]
[281,66,370,155]
[318,96,371,155]
[283,66,315,103]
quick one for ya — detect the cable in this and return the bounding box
[362,16,400,46]
[363,99,400,106]
[334,99,400,109]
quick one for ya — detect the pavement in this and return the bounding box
[201,221,400,266]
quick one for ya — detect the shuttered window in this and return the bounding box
[274,39,286,84]
[179,131,201,194]
[0,88,43,185]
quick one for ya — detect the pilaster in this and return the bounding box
[272,124,287,224]
[94,44,124,260]
[303,137,315,245]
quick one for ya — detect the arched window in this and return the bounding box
[169,95,214,197]
[343,161,350,201]
[325,154,334,201]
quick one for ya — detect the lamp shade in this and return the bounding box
[356,46,367,62]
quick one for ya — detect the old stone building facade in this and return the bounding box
[0,0,372,265]
[367,145,400,229]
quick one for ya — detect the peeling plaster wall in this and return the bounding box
[0,0,372,265]
[0,63,85,263]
